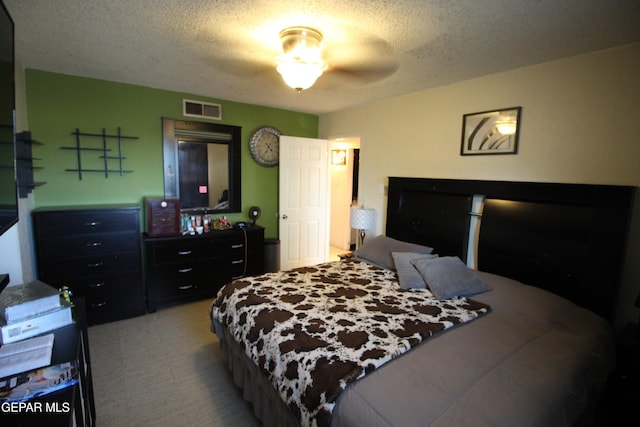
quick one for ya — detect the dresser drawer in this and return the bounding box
[37,230,140,260]
[38,270,145,325]
[151,239,228,264]
[154,279,202,301]
[153,270,229,301]
[45,272,142,299]
[40,252,141,280]
[34,208,140,237]
[230,257,246,279]
[84,294,146,325]
[229,239,246,255]
[229,240,246,277]
[156,258,229,280]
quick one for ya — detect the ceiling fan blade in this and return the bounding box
[319,34,399,86]
[327,60,398,84]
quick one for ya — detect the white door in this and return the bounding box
[279,136,331,270]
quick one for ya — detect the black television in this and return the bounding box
[0,0,17,237]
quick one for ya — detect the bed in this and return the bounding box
[211,177,634,427]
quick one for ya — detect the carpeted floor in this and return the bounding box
[87,298,260,427]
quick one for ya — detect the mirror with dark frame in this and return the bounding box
[162,118,241,214]
[0,1,18,237]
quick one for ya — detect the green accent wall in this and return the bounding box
[25,69,318,238]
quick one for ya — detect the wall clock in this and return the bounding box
[249,126,281,167]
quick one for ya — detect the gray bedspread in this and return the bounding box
[331,271,615,427]
[212,269,615,427]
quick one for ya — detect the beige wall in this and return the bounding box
[319,42,640,331]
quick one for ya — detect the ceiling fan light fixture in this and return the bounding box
[276,26,326,92]
[276,61,324,92]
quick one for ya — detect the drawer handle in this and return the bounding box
[177,250,192,256]
[87,261,104,268]
[231,244,243,249]
[178,267,193,273]
[91,301,107,308]
[178,284,193,290]
[89,282,105,288]
[231,260,244,265]
[84,221,101,227]
[86,242,103,247]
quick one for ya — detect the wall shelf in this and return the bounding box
[61,128,138,180]
[15,131,46,198]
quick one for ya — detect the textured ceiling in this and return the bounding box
[5,0,640,115]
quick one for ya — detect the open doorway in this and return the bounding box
[329,136,361,260]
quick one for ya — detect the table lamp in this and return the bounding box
[350,206,376,249]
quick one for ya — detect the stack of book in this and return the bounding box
[0,280,74,345]
[0,281,78,403]
[0,332,79,403]
[0,358,79,402]
[0,333,55,378]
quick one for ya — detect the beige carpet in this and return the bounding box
[87,299,261,427]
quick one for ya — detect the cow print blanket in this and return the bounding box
[211,259,490,427]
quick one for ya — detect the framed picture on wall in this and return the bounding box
[461,107,522,155]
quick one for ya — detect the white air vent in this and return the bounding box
[183,99,222,120]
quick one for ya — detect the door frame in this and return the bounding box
[329,137,361,250]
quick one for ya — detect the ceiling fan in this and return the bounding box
[203,24,398,92]
[274,26,398,92]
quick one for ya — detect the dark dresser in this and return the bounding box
[32,205,145,325]
[143,226,264,312]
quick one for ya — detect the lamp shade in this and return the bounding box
[350,207,376,230]
[276,61,324,91]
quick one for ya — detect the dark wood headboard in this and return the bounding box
[386,177,634,320]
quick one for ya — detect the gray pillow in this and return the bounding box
[411,256,491,300]
[392,252,438,289]
[355,235,433,270]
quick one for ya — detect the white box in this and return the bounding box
[0,301,73,344]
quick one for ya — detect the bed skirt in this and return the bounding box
[213,318,299,427]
